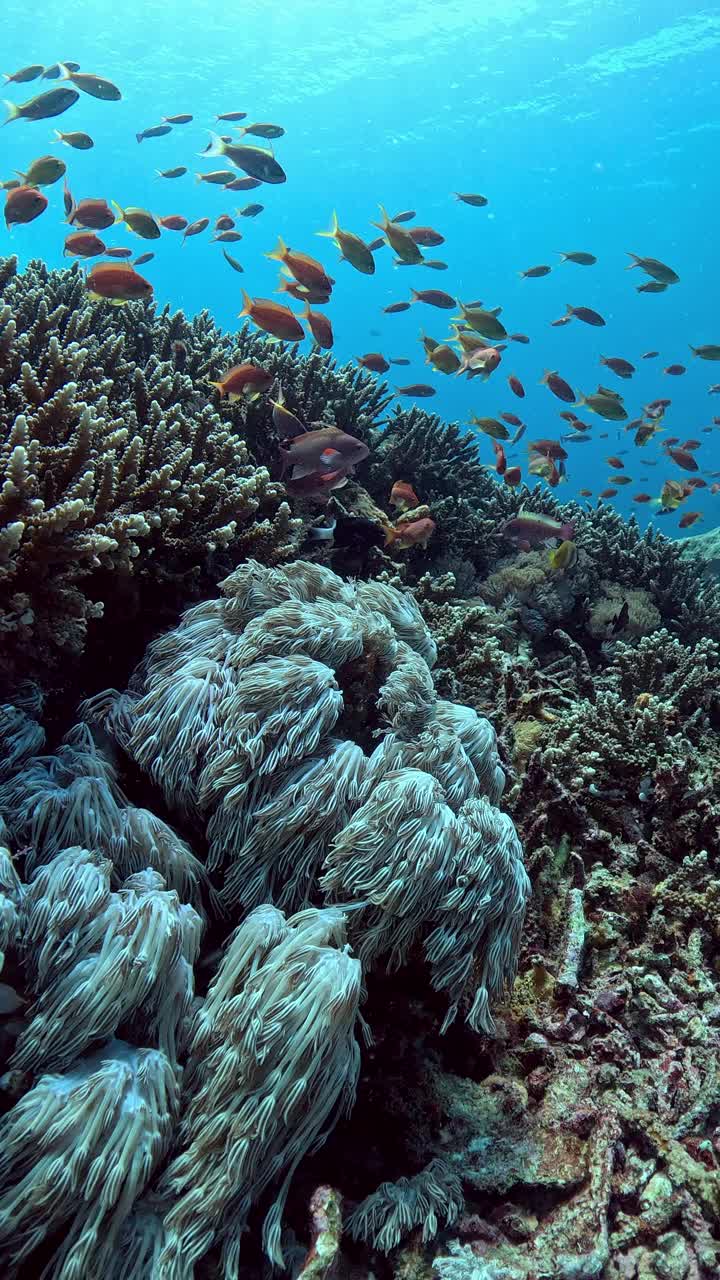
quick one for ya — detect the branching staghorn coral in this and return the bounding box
[91,558,528,1034]
[0,255,301,676]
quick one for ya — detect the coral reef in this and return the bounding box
[4,250,720,1280]
[0,255,301,678]
[0,562,528,1277]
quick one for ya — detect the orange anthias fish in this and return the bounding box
[240,291,305,342]
[390,480,420,511]
[158,214,188,231]
[667,448,699,473]
[67,197,114,229]
[64,230,105,258]
[207,363,273,402]
[86,262,153,304]
[386,517,436,550]
[678,511,703,529]
[267,235,334,292]
[4,184,48,226]
[358,353,390,373]
[492,440,507,475]
[302,302,334,348]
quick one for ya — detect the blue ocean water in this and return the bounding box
[2,0,719,535]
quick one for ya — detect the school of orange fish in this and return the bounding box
[4,59,720,553]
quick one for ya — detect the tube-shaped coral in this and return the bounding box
[347,1158,464,1252]
[321,772,529,1032]
[0,722,125,872]
[152,904,362,1276]
[92,560,527,1035]
[12,857,202,1071]
[0,830,21,975]
[0,1040,179,1280]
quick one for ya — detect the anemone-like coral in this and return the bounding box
[347,1158,464,1252]
[91,558,528,1033]
[0,255,301,677]
[149,905,362,1275]
[0,1040,180,1280]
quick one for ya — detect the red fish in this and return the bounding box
[358,353,389,373]
[529,439,568,460]
[390,480,419,511]
[492,440,507,475]
[541,370,575,402]
[240,291,304,342]
[86,262,153,303]
[5,184,48,226]
[267,236,334,291]
[599,488,618,498]
[207,363,273,401]
[508,374,525,398]
[410,287,455,308]
[667,448,699,472]
[409,226,444,246]
[664,365,686,376]
[159,214,188,231]
[503,466,522,487]
[678,511,703,528]
[386,516,436,549]
[302,303,334,348]
[64,230,105,257]
[68,197,114,229]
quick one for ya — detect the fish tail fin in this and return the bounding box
[266,234,287,261]
[316,210,339,239]
[517,270,526,278]
[377,203,390,228]
[557,252,568,261]
[13,169,26,182]
[136,133,144,144]
[300,300,310,318]
[53,129,63,142]
[409,289,418,301]
[202,131,225,158]
[2,99,20,125]
[625,253,639,269]
[238,290,253,318]
[111,200,125,225]
[689,345,698,356]
[565,302,574,313]
[56,63,72,81]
